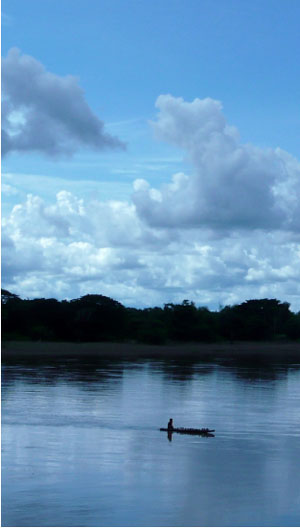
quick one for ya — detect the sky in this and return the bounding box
[2,0,300,310]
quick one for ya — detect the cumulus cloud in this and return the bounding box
[133,95,300,231]
[2,190,177,304]
[3,94,300,309]
[3,189,300,310]
[1,48,125,157]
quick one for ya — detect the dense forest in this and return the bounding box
[2,289,300,344]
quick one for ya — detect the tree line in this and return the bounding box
[2,289,300,344]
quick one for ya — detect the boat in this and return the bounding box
[160,427,215,436]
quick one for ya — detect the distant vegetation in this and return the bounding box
[2,289,300,344]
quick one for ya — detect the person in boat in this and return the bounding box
[167,418,174,431]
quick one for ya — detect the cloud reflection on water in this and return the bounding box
[2,357,300,526]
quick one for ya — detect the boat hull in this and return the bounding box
[160,427,215,436]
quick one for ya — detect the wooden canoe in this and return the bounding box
[160,427,215,436]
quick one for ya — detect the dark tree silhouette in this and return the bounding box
[68,294,127,341]
[219,299,292,341]
[1,289,298,344]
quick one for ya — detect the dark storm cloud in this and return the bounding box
[1,48,126,157]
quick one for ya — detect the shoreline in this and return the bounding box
[2,340,300,361]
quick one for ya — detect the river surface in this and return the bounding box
[2,353,300,527]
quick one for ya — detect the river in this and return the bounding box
[2,353,300,526]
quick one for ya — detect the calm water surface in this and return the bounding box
[2,353,300,527]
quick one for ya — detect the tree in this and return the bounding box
[164,300,202,341]
[219,299,292,341]
[69,294,127,341]
[1,289,21,304]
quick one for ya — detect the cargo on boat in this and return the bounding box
[160,427,215,436]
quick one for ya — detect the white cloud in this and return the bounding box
[2,187,300,310]
[2,95,300,311]
[1,172,134,205]
[2,48,125,157]
[133,95,300,231]
[2,182,18,195]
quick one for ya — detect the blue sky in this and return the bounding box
[2,0,300,309]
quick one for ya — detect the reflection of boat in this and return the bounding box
[160,427,215,436]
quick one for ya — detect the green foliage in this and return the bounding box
[126,307,168,344]
[163,301,217,342]
[219,299,292,341]
[285,312,300,340]
[1,289,297,344]
[69,294,126,341]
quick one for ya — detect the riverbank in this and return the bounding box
[2,340,300,361]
